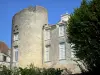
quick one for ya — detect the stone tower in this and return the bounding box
[11,5,48,67]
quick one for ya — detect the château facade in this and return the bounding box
[11,5,81,73]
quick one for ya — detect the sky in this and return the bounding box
[0,0,82,48]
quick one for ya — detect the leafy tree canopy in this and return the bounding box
[67,0,100,72]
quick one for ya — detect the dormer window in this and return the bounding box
[59,25,65,37]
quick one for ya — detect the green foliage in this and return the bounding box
[67,0,100,72]
[19,65,41,75]
[41,68,62,75]
[0,65,12,75]
[0,65,62,75]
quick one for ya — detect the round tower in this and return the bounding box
[11,5,48,67]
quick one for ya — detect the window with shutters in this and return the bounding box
[59,43,66,60]
[44,46,50,62]
[44,29,50,40]
[59,25,65,36]
[14,46,18,61]
[14,33,19,41]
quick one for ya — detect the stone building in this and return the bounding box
[0,41,10,67]
[42,14,81,73]
[11,5,81,73]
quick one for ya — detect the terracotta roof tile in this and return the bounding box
[0,41,9,53]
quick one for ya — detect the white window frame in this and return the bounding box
[59,25,65,37]
[14,46,18,62]
[59,43,66,60]
[71,50,74,58]
[15,51,18,61]
[14,33,19,41]
[44,46,50,62]
[71,44,75,58]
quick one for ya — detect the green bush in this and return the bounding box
[0,65,62,75]
[0,65,12,75]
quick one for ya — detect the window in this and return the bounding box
[59,25,65,36]
[14,46,18,61]
[3,55,6,62]
[71,44,75,58]
[44,29,50,40]
[14,33,19,41]
[15,51,18,61]
[15,25,18,28]
[59,43,66,60]
[44,46,50,62]
[71,49,74,58]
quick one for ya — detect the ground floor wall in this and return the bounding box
[43,60,82,74]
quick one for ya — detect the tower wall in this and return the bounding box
[12,6,48,67]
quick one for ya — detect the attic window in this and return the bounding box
[62,20,67,23]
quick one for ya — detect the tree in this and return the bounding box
[67,0,100,72]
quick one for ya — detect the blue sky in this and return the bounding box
[0,0,82,48]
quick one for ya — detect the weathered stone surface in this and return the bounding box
[11,6,82,74]
[12,5,48,67]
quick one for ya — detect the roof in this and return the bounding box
[0,41,9,54]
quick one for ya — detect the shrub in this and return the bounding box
[0,65,62,75]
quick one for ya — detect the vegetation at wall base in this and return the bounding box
[0,65,98,75]
[67,0,100,73]
[0,65,63,75]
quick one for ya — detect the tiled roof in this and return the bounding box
[0,41,9,53]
